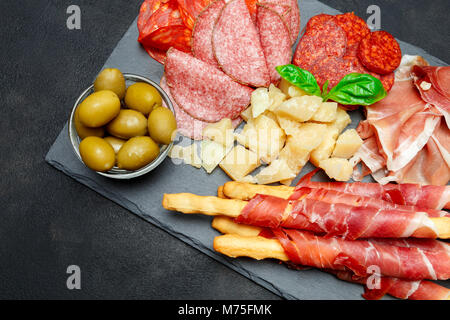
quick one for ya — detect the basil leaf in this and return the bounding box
[276,64,322,97]
[324,73,387,106]
[322,80,329,98]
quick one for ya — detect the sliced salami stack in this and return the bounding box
[163,0,301,139]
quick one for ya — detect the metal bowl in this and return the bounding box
[68,73,175,179]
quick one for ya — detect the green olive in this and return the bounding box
[148,107,177,145]
[79,137,115,172]
[125,82,162,116]
[104,136,126,154]
[106,109,148,139]
[78,90,121,127]
[117,136,160,170]
[74,107,105,139]
[94,68,126,99]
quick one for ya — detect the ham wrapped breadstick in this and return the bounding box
[162,193,450,239]
[212,217,450,300]
[222,182,449,217]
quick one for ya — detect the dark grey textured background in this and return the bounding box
[1,0,448,299]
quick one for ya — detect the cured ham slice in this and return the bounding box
[353,57,449,186]
[412,65,450,128]
[289,187,450,218]
[365,78,440,172]
[333,270,450,300]
[269,228,450,280]
[236,194,440,239]
[235,194,323,233]
[297,169,450,210]
[381,119,450,186]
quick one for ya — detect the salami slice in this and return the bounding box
[143,25,192,52]
[138,0,184,44]
[334,12,370,56]
[144,45,167,64]
[161,76,241,139]
[165,48,253,122]
[138,0,161,33]
[245,0,258,21]
[259,3,291,31]
[358,31,402,74]
[192,0,226,67]
[304,13,333,31]
[293,19,347,70]
[260,0,299,45]
[212,0,270,87]
[176,0,213,30]
[256,4,292,84]
[288,0,301,44]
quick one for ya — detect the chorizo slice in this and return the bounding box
[358,30,402,74]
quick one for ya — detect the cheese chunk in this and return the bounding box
[332,129,363,159]
[235,115,286,164]
[169,144,202,168]
[276,116,302,136]
[268,84,287,111]
[310,125,339,167]
[255,159,296,185]
[202,118,234,148]
[330,107,351,134]
[236,175,257,184]
[220,145,260,181]
[251,87,271,118]
[279,135,311,173]
[200,140,230,174]
[241,107,253,122]
[274,96,322,122]
[311,102,338,123]
[320,158,353,181]
[278,78,307,98]
[294,123,327,151]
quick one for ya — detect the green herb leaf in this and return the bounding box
[276,64,322,97]
[323,73,387,105]
[321,80,329,98]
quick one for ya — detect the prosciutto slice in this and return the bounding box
[333,270,450,300]
[352,57,449,186]
[270,228,450,280]
[236,194,439,239]
[296,169,450,210]
[412,65,450,128]
[289,186,450,217]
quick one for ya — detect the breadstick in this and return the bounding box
[217,185,227,199]
[212,216,262,237]
[162,193,245,217]
[214,233,289,261]
[223,181,293,200]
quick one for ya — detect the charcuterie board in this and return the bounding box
[46,0,448,299]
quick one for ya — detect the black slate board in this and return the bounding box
[45,0,449,299]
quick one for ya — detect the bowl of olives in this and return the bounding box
[68,68,177,179]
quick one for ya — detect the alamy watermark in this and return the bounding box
[67,5,81,30]
[66,265,81,290]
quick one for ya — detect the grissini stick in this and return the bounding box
[162,193,450,239]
